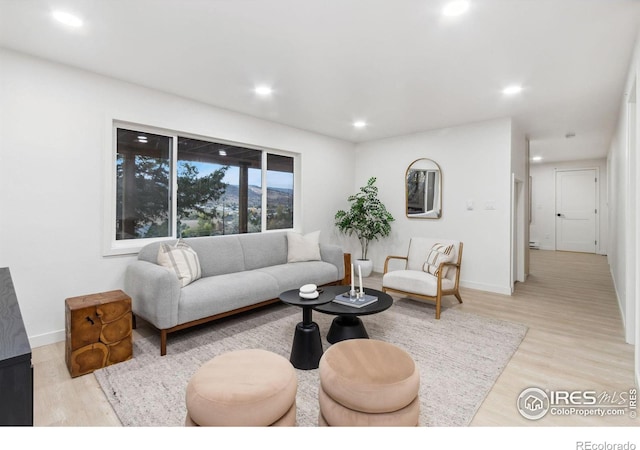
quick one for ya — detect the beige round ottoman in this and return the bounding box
[318,339,420,426]
[185,349,297,426]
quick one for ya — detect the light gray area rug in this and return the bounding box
[94,300,527,427]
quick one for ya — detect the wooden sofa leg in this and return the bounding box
[160,330,167,356]
[436,295,441,320]
[343,253,352,286]
[455,292,463,303]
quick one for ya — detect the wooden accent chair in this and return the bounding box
[382,238,463,319]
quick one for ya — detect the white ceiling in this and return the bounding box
[1,0,639,163]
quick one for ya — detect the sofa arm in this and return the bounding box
[320,243,345,281]
[124,260,181,330]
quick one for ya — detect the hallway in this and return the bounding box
[465,250,635,425]
[372,249,636,425]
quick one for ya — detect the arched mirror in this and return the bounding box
[406,158,442,219]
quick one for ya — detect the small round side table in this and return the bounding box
[279,289,333,370]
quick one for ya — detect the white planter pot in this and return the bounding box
[354,259,374,278]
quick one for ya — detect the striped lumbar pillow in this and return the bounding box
[423,243,454,277]
[157,239,202,287]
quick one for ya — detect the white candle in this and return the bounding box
[351,264,355,292]
[358,265,363,295]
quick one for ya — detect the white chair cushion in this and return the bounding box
[382,269,455,297]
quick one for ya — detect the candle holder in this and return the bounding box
[356,291,366,301]
[349,289,358,302]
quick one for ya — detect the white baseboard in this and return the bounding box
[609,266,635,345]
[459,280,512,296]
[29,329,65,349]
[534,246,608,255]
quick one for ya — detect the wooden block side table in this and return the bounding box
[65,290,133,378]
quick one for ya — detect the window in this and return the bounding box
[116,129,173,240]
[266,154,294,230]
[177,137,262,237]
[109,123,297,253]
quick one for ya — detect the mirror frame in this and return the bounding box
[405,158,442,219]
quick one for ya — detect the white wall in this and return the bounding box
[0,49,355,347]
[351,118,514,295]
[607,29,639,385]
[529,158,609,254]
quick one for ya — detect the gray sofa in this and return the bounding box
[124,231,347,355]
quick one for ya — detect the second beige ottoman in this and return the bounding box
[186,348,298,426]
[318,339,420,426]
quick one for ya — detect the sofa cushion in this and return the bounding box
[177,271,281,324]
[286,231,321,263]
[157,240,202,287]
[256,261,339,293]
[238,232,288,270]
[186,235,245,277]
[423,243,454,277]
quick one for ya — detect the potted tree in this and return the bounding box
[335,177,394,277]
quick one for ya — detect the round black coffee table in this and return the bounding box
[279,289,334,370]
[313,286,393,343]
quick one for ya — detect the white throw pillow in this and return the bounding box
[287,231,321,263]
[423,243,454,277]
[157,239,202,287]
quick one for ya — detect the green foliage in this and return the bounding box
[116,154,172,239]
[180,214,215,238]
[267,204,293,230]
[334,177,394,260]
[116,156,229,239]
[177,162,229,237]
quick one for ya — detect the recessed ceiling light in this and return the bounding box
[52,10,83,28]
[502,84,523,95]
[254,85,273,96]
[532,156,543,162]
[442,1,470,17]
[353,120,367,129]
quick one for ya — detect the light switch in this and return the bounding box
[485,201,495,210]
[466,200,474,210]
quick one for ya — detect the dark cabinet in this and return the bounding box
[0,268,33,426]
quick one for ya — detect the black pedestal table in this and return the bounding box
[279,289,334,370]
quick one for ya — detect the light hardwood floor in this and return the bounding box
[32,249,638,426]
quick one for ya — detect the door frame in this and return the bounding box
[511,174,526,293]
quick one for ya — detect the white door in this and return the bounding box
[555,169,597,253]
